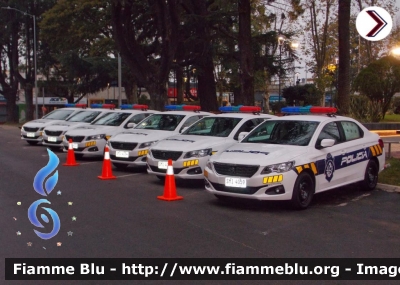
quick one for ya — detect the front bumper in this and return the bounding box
[62,138,106,156]
[42,133,64,147]
[108,147,149,167]
[21,130,43,142]
[146,155,209,179]
[203,165,298,201]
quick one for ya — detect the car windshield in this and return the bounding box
[242,120,319,146]
[66,111,103,123]
[91,112,131,126]
[42,109,75,120]
[183,117,242,137]
[135,114,185,131]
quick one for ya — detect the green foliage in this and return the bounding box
[138,95,150,106]
[378,158,400,186]
[282,84,321,106]
[270,101,286,114]
[353,56,400,119]
[349,95,382,123]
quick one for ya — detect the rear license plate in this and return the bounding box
[225,177,247,188]
[48,136,57,142]
[116,151,129,158]
[27,133,35,138]
[72,143,78,149]
[158,161,168,169]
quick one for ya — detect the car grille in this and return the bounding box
[65,135,85,142]
[45,130,63,136]
[44,140,61,145]
[110,142,138,151]
[24,127,39,132]
[149,165,183,174]
[210,182,262,195]
[151,150,182,161]
[213,162,259,178]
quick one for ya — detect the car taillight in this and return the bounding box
[379,139,384,148]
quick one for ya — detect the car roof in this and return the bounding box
[268,114,357,123]
[208,112,275,119]
[158,111,212,116]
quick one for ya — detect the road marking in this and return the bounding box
[351,193,370,202]
[79,161,101,165]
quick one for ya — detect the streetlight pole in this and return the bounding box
[277,35,285,104]
[2,6,38,119]
[118,53,122,107]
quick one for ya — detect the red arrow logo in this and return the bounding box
[366,10,387,37]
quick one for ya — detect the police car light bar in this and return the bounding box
[165,105,201,111]
[281,106,337,114]
[90,104,116,109]
[219,106,261,113]
[120,104,149,110]
[64,103,87,108]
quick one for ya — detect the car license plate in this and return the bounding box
[225,177,247,188]
[72,143,78,149]
[116,151,129,158]
[27,133,35,137]
[158,161,168,169]
[48,136,57,142]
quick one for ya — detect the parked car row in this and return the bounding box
[20,104,385,209]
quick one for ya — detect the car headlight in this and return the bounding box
[86,134,106,140]
[261,161,295,174]
[184,148,212,158]
[139,141,158,148]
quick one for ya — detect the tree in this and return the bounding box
[336,0,351,115]
[282,83,321,105]
[353,56,400,121]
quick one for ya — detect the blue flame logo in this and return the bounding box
[28,149,61,240]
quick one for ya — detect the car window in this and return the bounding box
[340,121,364,141]
[66,111,102,123]
[124,113,151,127]
[135,114,185,131]
[42,109,75,120]
[316,122,342,147]
[91,112,131,126]
[243,120,319,146]
[183,117,242,137]
[234,118,263,140]
[179,115,203,132]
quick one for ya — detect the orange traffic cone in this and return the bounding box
[63,139,79,166]
[98,146,116,180]
[157,159,183,201]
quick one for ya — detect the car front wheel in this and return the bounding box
[291,172,314,210]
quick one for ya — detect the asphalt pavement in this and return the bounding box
[1,125,400,285]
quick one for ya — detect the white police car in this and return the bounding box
[21,105,86,145]
[108,105,212,169]
[62,104,155,158]
[42,104,115,149]
[146,106,275,179]
[204,106,385,209]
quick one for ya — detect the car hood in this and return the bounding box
[45,122,87,131]
[110,130,178,143]
[23,120,63,128]
[153,134,227,151]
[66,125,117,136]
[210,143,308,165]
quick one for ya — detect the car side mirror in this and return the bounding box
[238,132,249,141]
[320,139,335,148]
[127,123,137,128]
[180,126,189,133]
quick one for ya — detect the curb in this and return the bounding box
[377,183,400,193]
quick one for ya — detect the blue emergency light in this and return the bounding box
[165,105,201,111]
[219,105,261,113]
[281,106,337,114]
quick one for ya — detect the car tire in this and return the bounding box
[27,141,38,145]
[113,162,128,170]
[291,172,314,210]
[360,159,378,191]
